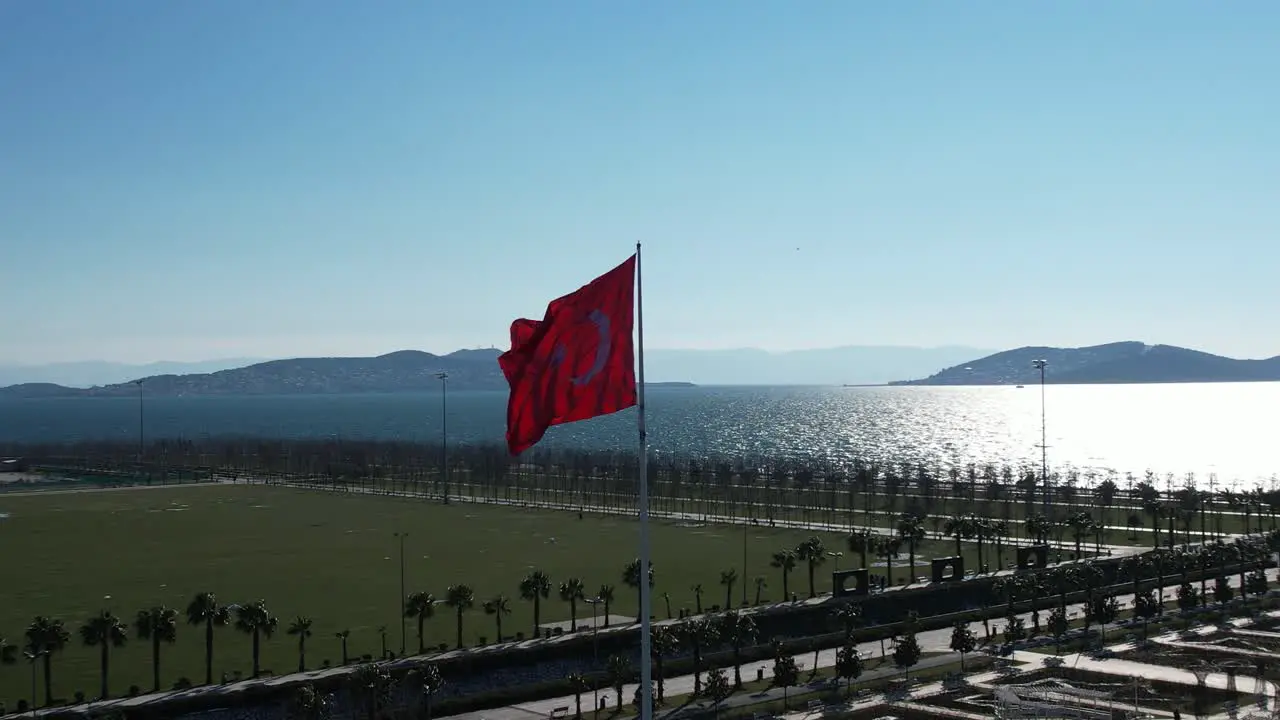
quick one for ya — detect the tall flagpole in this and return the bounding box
[635,242,653,720]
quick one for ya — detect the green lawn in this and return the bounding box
[0,484,997,707]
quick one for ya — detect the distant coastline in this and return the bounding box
[0,349,697,400]
[890,341,1280,386]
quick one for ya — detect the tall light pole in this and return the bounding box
[741,526,748,607]
[435,372,449,504]
[827,550,844,573]
[24,647,46,715]
[135,379,145,466]
[1032,359,1049,515]
[584,596,603,712]
[394,531,408,655]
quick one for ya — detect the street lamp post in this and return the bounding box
[1032,359,1049,515]
[394,532,408,655]
[135,379,145,467]
[584,596,603,712]
[741,526,748,607]
[827,550,844,573]
[435,372,449,504]
[24,647,46,716]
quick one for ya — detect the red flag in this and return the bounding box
[499,256,637,455]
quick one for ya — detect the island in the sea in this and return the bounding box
[0,349,695,399]
[889,341,1280,386]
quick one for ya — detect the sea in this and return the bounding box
[0,382,1277,487]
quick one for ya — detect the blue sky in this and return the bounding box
[2,1,1277,364]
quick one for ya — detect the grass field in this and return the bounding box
[0,484,995,707]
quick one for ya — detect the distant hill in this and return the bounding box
[645,345,993,386]
[0,349,694,399]
[889,342,1280,386]
[0,358,267,388]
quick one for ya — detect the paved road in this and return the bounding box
[0,479,230,498]
[441,568,1278,720]
[272,479,1153,559]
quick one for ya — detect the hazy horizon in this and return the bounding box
[6,340,1280,389]
[5,339,1279,369]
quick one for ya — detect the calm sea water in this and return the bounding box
[1,383,1276,486]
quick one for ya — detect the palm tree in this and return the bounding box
[597,584,615,627]
[185,591,230,685]
[770,549,797,600]
[989,519,1010,569]
[720,568,739,609]
[896,513,926,580]
[831,602,861,644]
[404,591,436,652]
[287,616,313,672]
[80,610,128,699]
[1025,513,1053,545]
[1121,553,1152,599]
[718,610,757,688]
[795,536,827,598]
[880,536,903,587]
[25,616,69,705]
[753,576,767,605]
[943,514,970,557]
[350,662,392,720]
[134,606,178,692]
[445,584,475,648]
[233,600,279,678]
[559,578,586,631]
[992,576,1024,617]
[292,684,330,720]
[482,594,512,642]
[605,653,633,707]
[623,558,655,618]
[568,672,589,718]
[650,625,679,701]
[691,583,705,614]
[846,529,881,571]
[0,637,17,666]
[679,616,719,695]
[417,662,445,720]
[1067,511,1093,559]
[335,629,351,665]
[519,570,552,636]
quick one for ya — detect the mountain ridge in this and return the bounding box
[0,349,700,399]
[889,342,1280,386]
[0,345,994,392]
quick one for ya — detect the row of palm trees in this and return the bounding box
[22,438,1280,537]
[6,530,1274,715]
[1,594,313,707]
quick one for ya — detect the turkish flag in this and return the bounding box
[499,255,637,455]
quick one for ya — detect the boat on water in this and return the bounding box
[1016,385,1025,388]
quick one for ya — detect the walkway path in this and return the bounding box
[441,570,1279,720]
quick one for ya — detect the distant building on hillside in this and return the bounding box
[0,457,26,473]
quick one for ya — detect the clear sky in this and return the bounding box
[2,1,1277,365]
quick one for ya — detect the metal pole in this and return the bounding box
[1033,359,1049,515]
[585,597,602,712]
[635,242,653,720]
[437,372,449,503]
[396,532,407,655]
[741,526,748,607]
[137,379,145,465]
